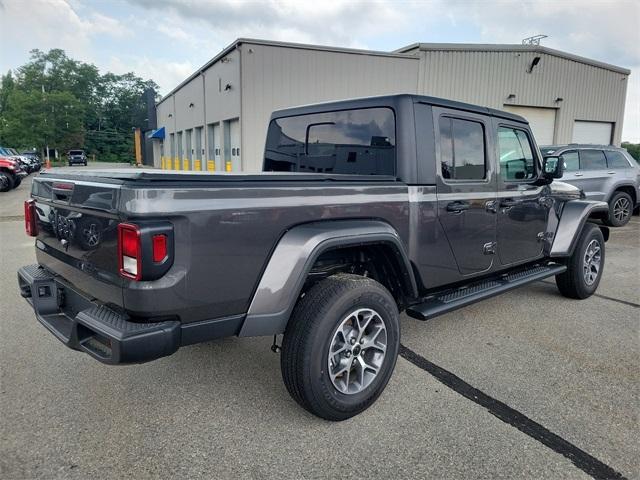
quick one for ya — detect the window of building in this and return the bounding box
[559,151,579,171]
[579,150,607,170]
[439,117,486,180]
[264,107,395,175]
[605,150,631,169]
[497,127,536,181]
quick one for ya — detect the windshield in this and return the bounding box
[69,150,84,155]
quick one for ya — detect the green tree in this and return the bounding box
[0,49,158,162]
[621,142,640,162]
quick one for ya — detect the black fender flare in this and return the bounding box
[549,200,609,257]
[238,220,417,337]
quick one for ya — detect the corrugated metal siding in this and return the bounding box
[240,43,419,171]
[416,49,628,145]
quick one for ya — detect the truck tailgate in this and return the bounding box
[31,173,124,307]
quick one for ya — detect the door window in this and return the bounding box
[497,127,536,181]
[439,117,486,180]
[559,151,579,172]
[605,150,631,169]
[579,150,606,170]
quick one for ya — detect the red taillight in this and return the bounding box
[24,199,37,237]
[152,234,167,262]
[118,223,141,280]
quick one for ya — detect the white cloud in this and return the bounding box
[0,0,132,67]
[107,55,195,94]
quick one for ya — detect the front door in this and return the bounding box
[495,122,549,266]
[434,108,497,276]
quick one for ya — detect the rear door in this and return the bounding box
[495,122,548,266]
[434,107,497,276]
[576,149,608,200]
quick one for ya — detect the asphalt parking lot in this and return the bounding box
[1,166,638,479]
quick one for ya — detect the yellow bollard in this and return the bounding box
[194,159,201,171]
[174,157,180,170]
[225,160,232,172]
[207,160,215,172]
[183,158,189,171]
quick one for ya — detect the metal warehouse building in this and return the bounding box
[153,38,630,172]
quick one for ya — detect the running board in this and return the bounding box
[406,264,567,321]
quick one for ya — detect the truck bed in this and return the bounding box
[30,168,410,326]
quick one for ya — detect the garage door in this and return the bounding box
[503,106,556,145]
[572,121,613,145]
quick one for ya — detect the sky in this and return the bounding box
[0,0,638,141]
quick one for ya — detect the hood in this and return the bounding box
[549,180,583,201]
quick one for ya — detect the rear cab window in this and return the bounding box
[264,107,396,175]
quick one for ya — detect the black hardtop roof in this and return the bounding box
[270,94,527,124]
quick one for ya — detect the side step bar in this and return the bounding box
[406,264,567,321]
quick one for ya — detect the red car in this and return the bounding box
[0,156,27,192]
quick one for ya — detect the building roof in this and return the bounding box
[156,38,418,106]
[395,42,631,75]
[157,38,631,107]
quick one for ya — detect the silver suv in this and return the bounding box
[542,145,639,226]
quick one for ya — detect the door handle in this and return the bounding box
[446,201,470,213]
[574,173,583,177]
[500,199,518,207]
[607,171,616,175]
[485,200,498,213]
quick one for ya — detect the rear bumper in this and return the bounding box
[17,264,180,365]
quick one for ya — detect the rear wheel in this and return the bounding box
[13,177,21,188]
[555,223,605,299]
[605,191,633,227]
[281,274,400,421]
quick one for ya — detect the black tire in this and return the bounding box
[0,172,14,192]
[604,191,633,227]
[13,177,21,188]
[555,223,605,299]
[281,274,400,421]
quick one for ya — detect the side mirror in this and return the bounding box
[542,156,564,179]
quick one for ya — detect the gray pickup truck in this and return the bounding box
[18,94,609,421]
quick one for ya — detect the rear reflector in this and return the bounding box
[152,234,167,262]
[118,223,141,280]
[24,199,37,237]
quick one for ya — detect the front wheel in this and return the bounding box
[281,274,400,421]
[0,172,14,192]
[555,223,605,299]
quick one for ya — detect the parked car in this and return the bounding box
[18,94,610,421]
[20,151,43,171]
[0,155,27,191]
[541,144,639,226]
[67,149,87,166]
[7,148,40,173]
[0,146,32,173]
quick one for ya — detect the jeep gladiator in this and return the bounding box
[18,94,609,420]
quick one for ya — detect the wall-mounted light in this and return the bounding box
[221,57,231,63]
[507,93,516,100]
[224,83,232,91]
[188,102,194,108]
[168,113,173,118]
[555,97,564,103]
[527,56,541,73]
